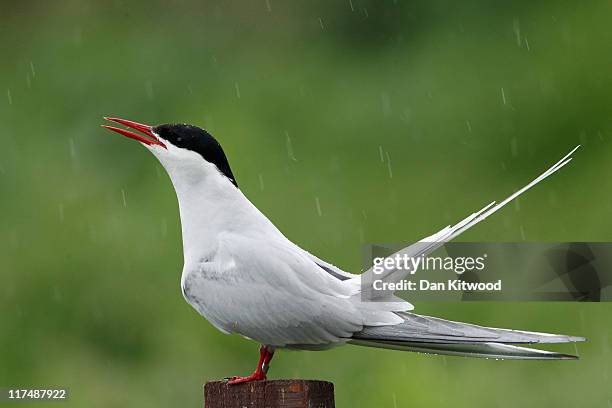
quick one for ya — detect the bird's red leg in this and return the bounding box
[262,347,275,375]
[227,345,272,385]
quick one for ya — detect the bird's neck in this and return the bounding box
[168,170,275,265]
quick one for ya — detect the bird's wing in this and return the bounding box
[357,145,580,286]
[183,232,373,348]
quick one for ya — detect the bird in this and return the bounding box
[101,117,585,384]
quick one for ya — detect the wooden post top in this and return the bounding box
[204,379,335,408]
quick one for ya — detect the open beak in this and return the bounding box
[101,117,166,148]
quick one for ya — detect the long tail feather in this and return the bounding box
[350,312,585,360]
[354,312,585,344]
[359,145,581,285]
[349,339,579,360]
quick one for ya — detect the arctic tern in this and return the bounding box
[102,117,585,384]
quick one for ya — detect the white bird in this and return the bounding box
[102,117,585,384]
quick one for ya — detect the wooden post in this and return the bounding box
[204,380,335,408]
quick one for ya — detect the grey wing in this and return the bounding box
[182,233,365,348]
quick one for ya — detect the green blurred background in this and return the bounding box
[1,0,611,406]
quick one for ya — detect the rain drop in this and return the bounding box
[69,138,80,170]
[513,19,521,47]
[285,131,297,161]
[381,93,391,116]
[510,137,518,157]
[315,197,322,216]
[69,138,77,158]
[386,152,393,178]
[258,173,265,191]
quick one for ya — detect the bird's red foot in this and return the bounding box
[226,345,275,386]
[227,371,267,385]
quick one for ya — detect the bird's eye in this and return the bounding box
[177,137,182,142]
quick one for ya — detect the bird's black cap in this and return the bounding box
[153,124,237,187]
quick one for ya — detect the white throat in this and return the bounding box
[150,145,277,266]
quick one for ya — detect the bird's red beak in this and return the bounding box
[101,117,166,149]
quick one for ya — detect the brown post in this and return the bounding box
[204,380,335,408]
